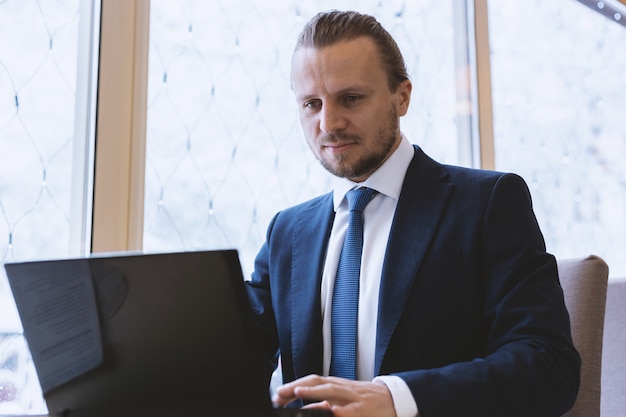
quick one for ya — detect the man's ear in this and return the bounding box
[396,79,412,117]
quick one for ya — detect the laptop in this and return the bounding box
[4,250,331,417]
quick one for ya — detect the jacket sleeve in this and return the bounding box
[245,213,281,381]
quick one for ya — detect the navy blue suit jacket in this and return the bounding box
[246,146,580,416]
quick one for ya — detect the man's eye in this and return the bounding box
[344,95,361,103]
[304,100,321,109]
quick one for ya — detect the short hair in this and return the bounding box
[294,10,410,92]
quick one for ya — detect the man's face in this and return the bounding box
[291,36,411,182]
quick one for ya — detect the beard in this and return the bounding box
[317,105,400,180]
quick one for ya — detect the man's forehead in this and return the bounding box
[292,37,378,61]
[291,39,382,80]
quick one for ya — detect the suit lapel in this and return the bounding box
[290,193,335,377]
[374,146,453,375]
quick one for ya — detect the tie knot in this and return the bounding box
[346,187,376,213]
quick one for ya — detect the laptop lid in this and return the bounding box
[4,249,272,416]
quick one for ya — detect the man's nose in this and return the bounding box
[319,103,347,133]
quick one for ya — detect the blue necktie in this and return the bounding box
[329,187,377,380]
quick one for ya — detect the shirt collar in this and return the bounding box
[332,133,415,211]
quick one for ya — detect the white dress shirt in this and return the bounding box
[320,135,419,417]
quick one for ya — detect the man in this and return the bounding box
[246,10,580,417]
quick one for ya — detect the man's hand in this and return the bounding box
[272,374,397,417]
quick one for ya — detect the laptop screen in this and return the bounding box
[5,250,272,415]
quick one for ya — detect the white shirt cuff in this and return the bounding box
[373,375,419,417]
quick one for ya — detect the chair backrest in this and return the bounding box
[558,255,609,417]
[601,276,626,417]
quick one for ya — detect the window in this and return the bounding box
[144,0,470,277]
[488,0,626,276]
[0,0,99,412]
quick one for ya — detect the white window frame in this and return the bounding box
[70,0,102,256]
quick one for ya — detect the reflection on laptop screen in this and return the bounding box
[5,250,272,416]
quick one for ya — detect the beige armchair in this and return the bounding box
[558,255,609,417]
[601,276,626,417]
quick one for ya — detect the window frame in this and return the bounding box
[70,0,102,256]
[92,0,149,252]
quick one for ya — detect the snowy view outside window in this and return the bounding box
[0,0,625,414]
[1,0,88,414]
[488,0,626,277]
